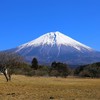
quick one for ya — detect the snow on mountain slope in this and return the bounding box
[16,31,93,52]
[5,31,100,65]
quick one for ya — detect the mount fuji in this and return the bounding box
[5,31,100,65]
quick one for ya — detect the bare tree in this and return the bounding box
[0,52,23,81]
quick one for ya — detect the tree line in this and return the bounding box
[0,52,100,78]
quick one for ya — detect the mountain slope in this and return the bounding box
[6,32,100,65]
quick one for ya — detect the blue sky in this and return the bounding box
[0,0,100,51]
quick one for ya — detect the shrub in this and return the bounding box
[50,62,70,77]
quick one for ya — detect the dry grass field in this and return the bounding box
[0,75,100,100]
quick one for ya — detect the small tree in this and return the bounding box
[31,58,38,70]
[0,52,24,80]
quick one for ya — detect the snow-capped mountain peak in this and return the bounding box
[17,31,93,52]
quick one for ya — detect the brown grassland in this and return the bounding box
[0,75,100,100]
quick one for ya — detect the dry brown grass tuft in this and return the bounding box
[0,75,100,100]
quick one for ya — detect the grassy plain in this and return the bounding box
[0,75,100,100]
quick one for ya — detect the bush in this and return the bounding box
[35,65,49,76]
[50,62,70,77]
[74,62,100,78]
[49,70,59,77]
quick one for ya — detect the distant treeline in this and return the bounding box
[0,52,100,78]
